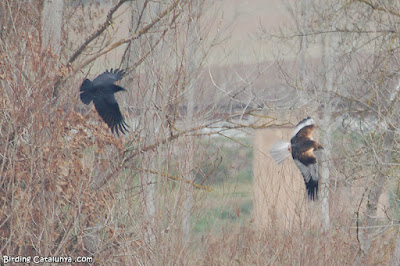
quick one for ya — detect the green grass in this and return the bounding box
[194,181,253,233]
[193,135,254,234]
[113,134,254,236]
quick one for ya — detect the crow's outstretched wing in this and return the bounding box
[92,68,126,86]
[294,159,319,200]
[93,94,129,135]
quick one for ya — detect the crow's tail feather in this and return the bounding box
[270,140,291,164]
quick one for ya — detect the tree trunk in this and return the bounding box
[319,23,336,233]
[182,93,194,246]
[181,2,201,246]
[391,230,400,265]
[123,0,158,246]
[355,126,394,264]
[41,0,64,53]
[298,0,308,86]
[41,0,64,99]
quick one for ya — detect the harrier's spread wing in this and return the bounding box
[292,117,316,139]
[92,68,126,86]
[296,125,316,139]
[93,93,129,135]
[294,159,319,200]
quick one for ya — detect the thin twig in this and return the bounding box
[356,0,400,18]
[53,0,184,97]
[67,0,130,66]
[132,167,212,191]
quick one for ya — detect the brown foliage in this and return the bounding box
[0,1,126,258]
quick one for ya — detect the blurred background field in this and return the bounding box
[2,0,400,265]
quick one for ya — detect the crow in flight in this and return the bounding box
[80,68,129,135]
[270,117,323,200]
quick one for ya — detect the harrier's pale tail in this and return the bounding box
[270,140,291,164]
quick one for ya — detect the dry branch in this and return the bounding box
[356,0,400,18]
[67,0,130,66]
[91,109,274,190]
[53,0,185,96]
[132,167,212,191]
[76,0,183,70]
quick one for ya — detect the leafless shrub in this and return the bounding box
[4,0,397,264]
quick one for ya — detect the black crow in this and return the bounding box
[80,68,129,135]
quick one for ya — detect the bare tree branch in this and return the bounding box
[53,0,184,94]
[91,109,277,190]
[67,0,130,66]
[266,28,396,40]
[356,0,400,18]
[132,167,212,191]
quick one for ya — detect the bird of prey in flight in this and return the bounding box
[80,68,129,136]
[270,117,323,200]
